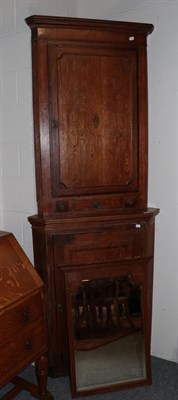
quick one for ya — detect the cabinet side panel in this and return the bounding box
[31,229,68,376]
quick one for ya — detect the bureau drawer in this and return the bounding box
[53,223,147,267]
[0,322,46,387]
[0,291,45,347]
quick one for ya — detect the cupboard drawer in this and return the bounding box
[56,194,139,213]
[0,291,45,347]
[53,223,147,267]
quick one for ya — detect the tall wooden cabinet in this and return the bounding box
[26,15,159,394]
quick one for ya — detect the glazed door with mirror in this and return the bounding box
[63,259,153,397]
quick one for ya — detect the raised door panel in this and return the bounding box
[48,44,138,202]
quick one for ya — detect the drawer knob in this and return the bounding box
[59,203,65,211]
[94,200,101,209]
[125,199,135,207]
[25,340,32,351]
[22,311,30,322]
[56,201,68,212]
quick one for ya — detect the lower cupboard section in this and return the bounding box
[29,209,158,379]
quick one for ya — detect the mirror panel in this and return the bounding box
[73,276,145,390]
[64,269,149,396]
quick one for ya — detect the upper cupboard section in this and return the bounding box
[26,16,154,215]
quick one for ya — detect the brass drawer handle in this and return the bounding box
[25,340,32,351]
[22,311,30,322]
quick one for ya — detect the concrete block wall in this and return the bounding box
[0,0,77,260]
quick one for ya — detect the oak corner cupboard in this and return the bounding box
[26,14,159,397]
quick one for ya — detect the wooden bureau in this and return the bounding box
[0,231,53,400]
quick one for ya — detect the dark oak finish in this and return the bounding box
[26,15,153,216]
[28,208,158,380]
[26,14,159,396]
[0,231,53,400]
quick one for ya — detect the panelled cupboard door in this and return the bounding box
[48,45,138,196]
[26,16,153,215]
